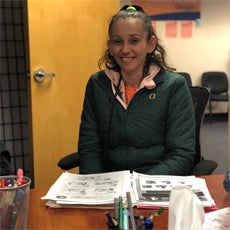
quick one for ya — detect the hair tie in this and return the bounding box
[126,6,136,11]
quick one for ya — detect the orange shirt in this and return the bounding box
[125,86,137,104]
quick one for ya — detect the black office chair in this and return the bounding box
[58,86,218,176]
[58,152,79,170]
[177,72,192,86]
[0,141,11,175]
[189,86,217,176]
[201,71,229,122]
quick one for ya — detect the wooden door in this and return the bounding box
[26,0,119,188]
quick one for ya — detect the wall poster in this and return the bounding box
[126,0,200,20]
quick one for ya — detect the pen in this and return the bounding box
[123,207,129,230]
[126,191,136,230]
[119,196,123,229]
[114,197,119,221]
[105,211,118,228]
[149,207,164,221]
[144,207,164,228]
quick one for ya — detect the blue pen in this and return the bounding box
[123,207,129,230]
[105,211,118,228]
[105,211,113,222]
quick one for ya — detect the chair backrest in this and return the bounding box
[177,72,192,85]
[189,86,210,165]
[201,71,229,94]
[0,141,11,175]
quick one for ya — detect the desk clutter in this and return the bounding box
[40,171,230,230]
[105,193,164,229]
[0,169,31,229]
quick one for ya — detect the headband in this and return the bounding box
[126,6,137,11]
[120,5,145,13]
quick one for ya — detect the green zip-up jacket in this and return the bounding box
[78,67,195,175]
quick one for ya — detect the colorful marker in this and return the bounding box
[15,168,26,185]
[119,196,123,229]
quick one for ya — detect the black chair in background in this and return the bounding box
[57,86,218,176]
[177,72,192,86]
[189,86,217,176]
[201,71,229,122]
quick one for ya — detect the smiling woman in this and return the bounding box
[107,18,156,87]
[78,5,196,176]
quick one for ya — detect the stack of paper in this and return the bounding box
[41,170,131,206]
[132,171,216,209]
[42,170,216,210]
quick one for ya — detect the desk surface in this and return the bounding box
[27,174,230,229]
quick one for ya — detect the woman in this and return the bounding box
[78,5,195,175]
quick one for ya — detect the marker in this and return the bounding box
[0,178,5,188]
[126,191,136,230]
[105,211,113,222]
[114,197,119,221]
[105,211,118,228]
[123,207,129,230]
[16,168,26,185]
[119,196,123,229]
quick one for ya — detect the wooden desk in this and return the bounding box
[27,174,230,229]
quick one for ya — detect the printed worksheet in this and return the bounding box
[42,170,131,205]
[132,171,215,208]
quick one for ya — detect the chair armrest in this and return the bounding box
[57,152,80,170]
[191,159,217,176]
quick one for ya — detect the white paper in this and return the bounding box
[41,170,131,205]
[42,170,215,209]
[203,207,230,230]
[132,171,215,208]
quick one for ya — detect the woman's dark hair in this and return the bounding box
[98,5,175,75]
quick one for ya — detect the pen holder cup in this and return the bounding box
[0,175,31,230]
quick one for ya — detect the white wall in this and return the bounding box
[156,0,230,113]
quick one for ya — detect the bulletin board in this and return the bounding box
[131,0,200,20]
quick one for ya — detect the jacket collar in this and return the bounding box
[105,64,161,90]
[104,65,161,109]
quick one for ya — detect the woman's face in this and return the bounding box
[108,18,156,76]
